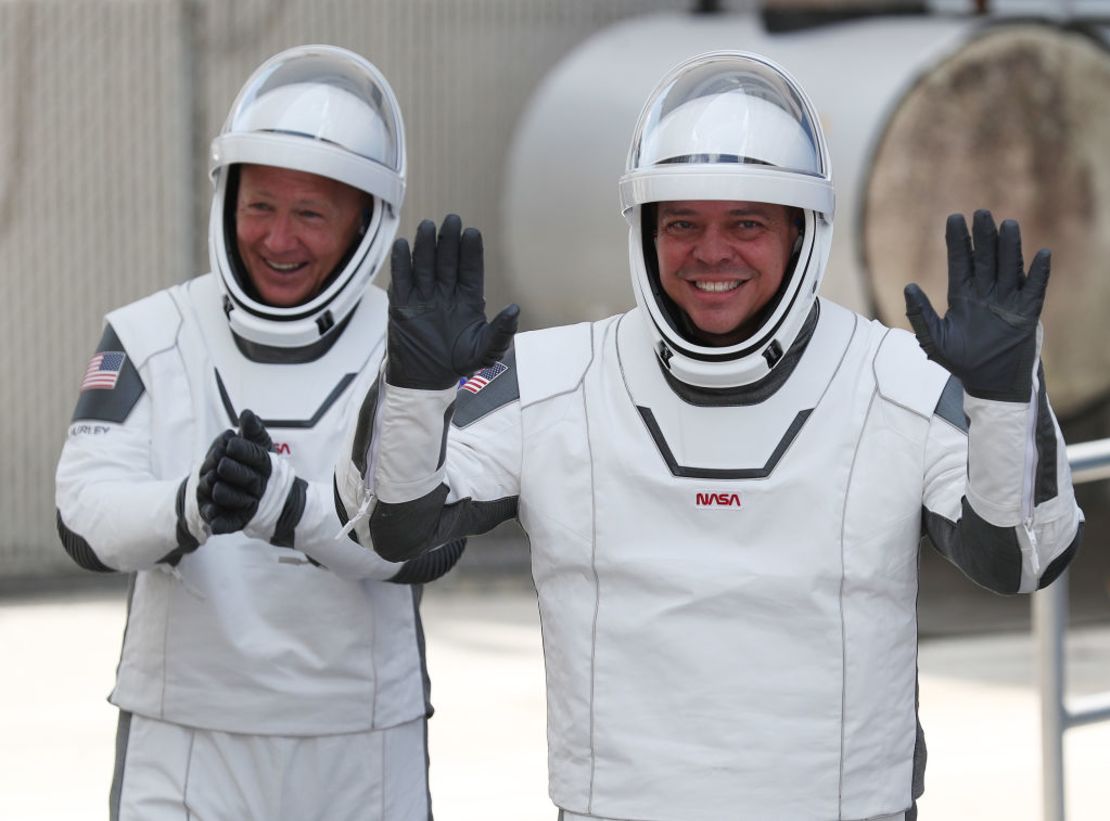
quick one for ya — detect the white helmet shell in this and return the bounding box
[208,44,406,351]
[619,51,834,389]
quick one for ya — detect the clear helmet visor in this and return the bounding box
[211,44,405,206]
[621,53,832,216]
[228,53,399,168]
[631,54,824,178]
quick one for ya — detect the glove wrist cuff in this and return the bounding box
[384,356,459,391]
[244,453,297,541]
[182,469,210,545]
[374,382,456,504]
[963,383,1033,404]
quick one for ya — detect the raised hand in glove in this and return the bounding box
[200,409,300,541]
[904,210,1050,403]
[387,214,519,390]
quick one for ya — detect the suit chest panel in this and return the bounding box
[590,307,868,567]
[595,330,871,602]
[146,282,382,482]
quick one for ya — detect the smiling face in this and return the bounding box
[654,200,800,347]
[234,164,370,308]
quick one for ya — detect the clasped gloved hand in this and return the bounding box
[386,214,519,390]
[172,428,239,552]
[904,209,1050,403]
[189,428,233,530]
[198,409,297,540]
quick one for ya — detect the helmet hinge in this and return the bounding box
[763,339,784,369]
[316,310,335,335]
[657,341,674,370]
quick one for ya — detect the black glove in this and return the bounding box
[200,409,274,535]
[386,214,519,390]
[904,210,1050,402]
[196,428,235,518]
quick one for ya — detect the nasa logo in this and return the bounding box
[695,491,742,509]
[273,442,292,456]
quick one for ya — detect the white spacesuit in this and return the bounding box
[339,52,1083,820]
[56,45,459,820]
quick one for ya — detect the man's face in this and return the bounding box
[235,164,369,308]
[655,200,800,347]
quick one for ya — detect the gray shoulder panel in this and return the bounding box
[934,375,968,434]
[71,324,145,424]
[452,347,520,429]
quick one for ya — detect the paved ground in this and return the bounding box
[2,568,1108,821]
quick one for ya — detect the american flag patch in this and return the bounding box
[81,351,126,392]
[459,361,508,394]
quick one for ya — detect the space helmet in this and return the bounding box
[619,50,834,388]
[208,44,405,351]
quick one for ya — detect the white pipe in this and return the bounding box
[1065,437,1110,484]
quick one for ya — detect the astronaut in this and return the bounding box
[55,45,462,820]
[337,51,1083,820]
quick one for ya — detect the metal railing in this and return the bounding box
[1034,437,1110,821]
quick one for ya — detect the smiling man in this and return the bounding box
[654,199,799,345]
[337,50,1084,821]
[55,46,463,821]
[234,163,372,308]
